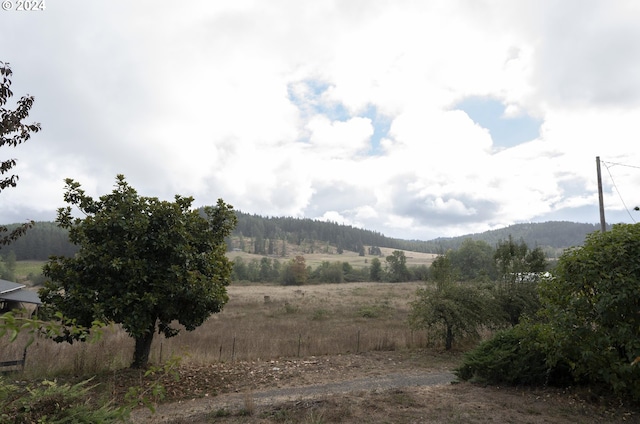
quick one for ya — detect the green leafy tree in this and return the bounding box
[411,254,495,350]
[0,61,41,247]
[458,223,640,400]
[493,236,546,326]
[259,257,273,282]
[494,235,529,282]
[40,175,237,368]
[429,254,454,290]
[385,250,411,282]
[537,223,640,398]
[448,239,496,281]
[232,256,248,281]
[281,255,307,285]
[369,257,382,282]
[0,251,16,280]
[409,283,493,350]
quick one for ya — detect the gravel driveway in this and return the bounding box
[130,371,456,423]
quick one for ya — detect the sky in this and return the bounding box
[1,0,640,241]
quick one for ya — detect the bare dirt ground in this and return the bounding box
[122,350,639,424]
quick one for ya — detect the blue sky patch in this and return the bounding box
[288,80,390,155]
[361,104,391,155]
[454,97,542,149]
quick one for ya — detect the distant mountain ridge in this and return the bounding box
[231,212,604,257]
[422,221,609,256]
[0,214,607,260]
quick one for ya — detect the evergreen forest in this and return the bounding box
[0,212,606,261]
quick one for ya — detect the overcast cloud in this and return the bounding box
[1,0,639,240]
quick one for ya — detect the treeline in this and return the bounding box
[231,211,401,255]
[231,212,598,256]
[232,236,548,286]
[0,212,602,261]
[231,252,429,285]
[0,221,78,260]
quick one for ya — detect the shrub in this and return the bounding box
[455,322,572,386]
[409,283,494,350]
[458,223,640,401]
[0,377,126,423]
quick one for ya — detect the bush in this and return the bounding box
[458,224,640,401]
[0,377,127,423]
[455,322,572,386]
[409,283,494,350]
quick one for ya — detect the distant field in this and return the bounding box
[14,260,46,282]
[227,246,437,269]
[5,281,434,378]
[15,247,436,285]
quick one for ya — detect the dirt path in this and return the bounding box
[130,370,456,423]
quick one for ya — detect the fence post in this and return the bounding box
[357,329,360,354]
[231,336,236,363]
[297,333,301,357]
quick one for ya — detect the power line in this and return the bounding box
[602,161,637,223]
[601,160,640,170]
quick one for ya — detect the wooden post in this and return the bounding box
[231,336,236,363]
[597,156,607,232]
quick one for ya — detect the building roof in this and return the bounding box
[0,279,42,305]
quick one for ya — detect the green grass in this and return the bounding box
[15,260,46,281]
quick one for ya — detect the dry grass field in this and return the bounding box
[3,281,430,377]
[3,281,638,423]
[226,246,438,270]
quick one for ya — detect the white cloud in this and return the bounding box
[1,0,640,241]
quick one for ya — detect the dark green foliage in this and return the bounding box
[458,223,640,401]
[385,250,411,282]
[455,323,571,386]
[409,264,429,281]
[0,62,40,248]
[1,221,78,260]
[447,239,496,281]
[537,223,640,399]
[493,281,541,326]
[311,261,344,284]
[281,255,307,285]
[429,255,454,289]
[232,215,603,255]
[0,377,127,423]
[40,175,236,368]
[409,283,493,350]
[494,236,547,282]
[369,257,383,281]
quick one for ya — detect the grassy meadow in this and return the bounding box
[2,250,438,378]
[2,281,436,378]
[226,245,438,270]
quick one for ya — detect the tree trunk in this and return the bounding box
[131,321,156,369]
[445,325,453,351]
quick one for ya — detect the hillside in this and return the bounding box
[422,221,609,256]
[231,212,605,257]
[0,212,608,260]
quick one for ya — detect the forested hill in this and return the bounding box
[0,214,607,260]
[423,221,609,255]
[231,212,604,256]
[1,221,79,260]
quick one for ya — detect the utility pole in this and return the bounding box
[596,156,606,232]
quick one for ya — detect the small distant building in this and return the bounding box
[0,279,42,314]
